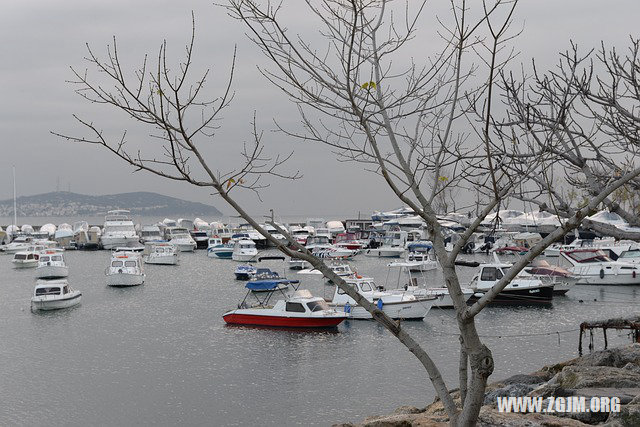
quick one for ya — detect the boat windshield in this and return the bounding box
[124,261,137,267]
[14,254,26,260]
[52,255,62,261]
[619,251,640,259]
[112,260,124,267]
[307,300,330,312]
[567,251,611,263]
[40,256,50,262]
[35,287,61,296]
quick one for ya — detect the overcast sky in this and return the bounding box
[1,0,639,218]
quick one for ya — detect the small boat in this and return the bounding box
[223,285,347,328]
[334,232,364,251]
[144,243,179,265]
[523,260,577,295]
[12,250,40,268]
[298,263,356,283]
[363,231,407,258]
[389,251,438,272]
[207,237,234,259]
[329,277,435,320]
[106,250,145,286]
[288,257,310,270]
[232,239,258,262]
[385,262,473,308]
[234,265,257,280]
[31,279,81,311]
[164,227,197,252]
[139,225,164,244]
[36,249,69,279]
[468,261,554,304]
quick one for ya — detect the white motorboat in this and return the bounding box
[543,237,633,258]
[289,226,312,246]
[288,257,310,270]
[329,277,435,320]
[36,249,69,279]
[298,262,356,283]
[389,252,438,272]
[232,239,258,262]
[101,210,140,249]
[210,222,233,243]
[12,250,40,268]
[139,225,164,244]
[144,243,179,265]
[468,262,554,304]
[207,237,233,259]
[31,279,81,311]
[364,231,407,258]
[385,262,473,308]
[559,249,640,285]
[164,227,197,252]
[106,250,145,286]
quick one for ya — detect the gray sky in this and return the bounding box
[1,0,639,218]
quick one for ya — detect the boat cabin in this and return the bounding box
[13,252,39,262]
[34,281,71,297]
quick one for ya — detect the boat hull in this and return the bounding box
[208,249,233,259]
[232,253,258,262]
[468,285,554,305]
[31,293,81,311]
[12,260,38,269]
[106,273,145,287]
[144,255,178,265]
[331,299,432,320]
[36,265,69,279]
[223,312,345,328]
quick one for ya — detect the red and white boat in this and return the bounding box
[334,232,364,251]
[223,281,347,328]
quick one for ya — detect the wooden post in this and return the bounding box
[603,327,608,350]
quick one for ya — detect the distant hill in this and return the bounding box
[0,191,223,217]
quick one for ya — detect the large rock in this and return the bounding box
[556,366,640,389]
[483,383,537,405]
[478,406,590,426]
[575,344,640,369]
[604,395,640,427]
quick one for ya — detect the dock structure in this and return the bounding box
[578,316,640,355]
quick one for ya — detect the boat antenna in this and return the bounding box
[12,165,17,229]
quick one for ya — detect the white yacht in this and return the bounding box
[559,249,640,285]
[164,227,197,252]
[101,210,139,249]
[389,251,438,272]
[12,250,40,268]
[106,250,145,286]
[544,237,633,258]
[328,277,435,320]
[36,249,69,279]
[2,235,33,254]
[31,280,81,311]
[210,222,233,243]
[144,243,179,265]
[617,249,640,264]
[232,239,258,262]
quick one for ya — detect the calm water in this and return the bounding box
[1,249,639,426]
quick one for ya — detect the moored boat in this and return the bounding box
[232,239,258,262]
[106,250,145,286]
[207,237,234,259]
[31,279,81,311]
[467,262,554,304]
[144,243,179,265]
[12,250,40,268]
[36,249,69,279]
[223,286,347,328]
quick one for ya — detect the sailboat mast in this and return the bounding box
[13,165,17,228]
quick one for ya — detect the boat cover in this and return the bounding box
[245,279,300,290]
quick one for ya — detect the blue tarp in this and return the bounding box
[245,279,300,290]
[407,243,432,251]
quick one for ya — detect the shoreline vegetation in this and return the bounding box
[339,342,640,426]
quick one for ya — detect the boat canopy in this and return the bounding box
[245,279,299,290]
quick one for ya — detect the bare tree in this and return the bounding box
[55,2,640,425]
[498,39,640,240]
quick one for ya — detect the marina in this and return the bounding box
[1,213,640,425]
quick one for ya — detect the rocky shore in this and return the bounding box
[337,344,640,426]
